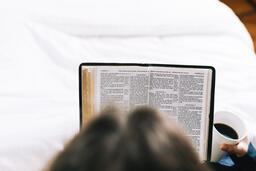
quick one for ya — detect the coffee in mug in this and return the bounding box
[214,123,238,139]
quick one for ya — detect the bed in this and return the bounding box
[0,0,256,170]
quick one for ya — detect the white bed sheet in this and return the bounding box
[0,0,256,170]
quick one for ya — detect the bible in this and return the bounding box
[79,63,215,161]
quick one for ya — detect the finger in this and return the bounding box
[241,136,249,144]
[236,141,249,157]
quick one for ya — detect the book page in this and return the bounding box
[81,67,97,125]
[148,67,211,160]
[95,67,150,112]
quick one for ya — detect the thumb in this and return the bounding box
[220,144,238,153]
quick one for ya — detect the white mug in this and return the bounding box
[211,111,247,162]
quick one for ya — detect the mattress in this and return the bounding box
[0,0,256,170]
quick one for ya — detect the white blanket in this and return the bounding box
[0,0,256,170]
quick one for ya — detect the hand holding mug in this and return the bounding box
[211,111,247,161]
[221,136,249,157]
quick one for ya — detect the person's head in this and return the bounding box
[45,106,210,171]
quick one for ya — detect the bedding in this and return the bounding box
[0,0,256,170]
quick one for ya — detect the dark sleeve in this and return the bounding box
[206,143,256,171]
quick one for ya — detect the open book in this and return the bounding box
[79,63,215,161]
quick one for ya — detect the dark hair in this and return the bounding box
[46,106,210,171]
